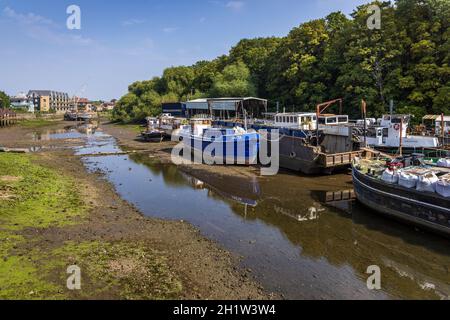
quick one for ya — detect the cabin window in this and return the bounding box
[338,117,348,123]
[383,128,389,137]
[318,118,326,125]
[377,129,383,137]
[391,118,402,124]
[327,117,337,124]
[367,128,377,138]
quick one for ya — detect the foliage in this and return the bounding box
[115,0,450,123]
[209,61,257,97]
[0,91,11,109]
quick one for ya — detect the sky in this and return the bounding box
[0,0,370,100]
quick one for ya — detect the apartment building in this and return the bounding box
[27,90,72,113]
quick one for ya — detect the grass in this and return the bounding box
[0,153,183,300]
[18,118,56,128]
[116,122,145,133]
[47,241,183,300]
[0,153,84,299]
[0,153,85,230]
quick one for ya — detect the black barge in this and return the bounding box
[352,166,450,237]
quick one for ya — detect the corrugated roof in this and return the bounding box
[186,97,267,103]
[423,115,450,121]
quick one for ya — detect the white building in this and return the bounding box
[10,92,35,112]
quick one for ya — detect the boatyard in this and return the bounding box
[1,0,450,306]
[1,117,449,300]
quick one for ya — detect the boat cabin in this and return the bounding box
[273,113,317,130]
[435,116,450,136]
[318,115,349,126]
[422,115,450,136]
[189,118,213,136]
[364,114,439,148]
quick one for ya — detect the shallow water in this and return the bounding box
[39,123,450,300]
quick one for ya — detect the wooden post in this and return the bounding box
[316,105,320,147]
[441,113,445,147]
[399,117,403,156]
[362,99,367,147]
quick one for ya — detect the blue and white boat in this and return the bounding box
[181,119,260,165]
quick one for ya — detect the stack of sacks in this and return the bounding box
[398,171,419,189]
[436,174,450,198]
[381,169,399,184]
[437,158,450,168]
[416,172,439,192]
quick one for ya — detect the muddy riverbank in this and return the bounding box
[100,120,450,300]
[0,120,270,300]
[2,119,450,300]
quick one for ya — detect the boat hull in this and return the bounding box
[352,167,450,237]
[142,131,164,142]
[182,133,259,165]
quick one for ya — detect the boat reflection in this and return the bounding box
[84,136,450,299]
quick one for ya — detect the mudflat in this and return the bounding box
[0,119,272,300]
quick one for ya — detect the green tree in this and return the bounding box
[114,0,450,123]
[210,61,257,97]
[0,91,11,109]
[266,19,331,111]
[229,37,281,96]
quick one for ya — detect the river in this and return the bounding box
[36,123,450,300]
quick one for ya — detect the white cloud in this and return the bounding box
[163,27,178,33]
[3,6,56,27]
[121,18,146,27]
[2,6,94,47]
[226,1,245,11]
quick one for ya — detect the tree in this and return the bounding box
[210,61,257,97]
[229,37,281,96]
[0,91,11,109]
[266,19,331,111]
[114,0,450,123]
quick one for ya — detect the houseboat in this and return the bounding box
[180,118,260,165]
[155,114,190,140]
[216,112,365,174]
[360,114,440,151]
[142,117,165,142]
[352,155,450,237]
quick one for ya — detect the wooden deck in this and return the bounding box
[0,109,17,127]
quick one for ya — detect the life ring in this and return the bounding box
[393,124,401,131]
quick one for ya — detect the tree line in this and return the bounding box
[113,0,450,124]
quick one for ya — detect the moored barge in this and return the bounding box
[352,158,450,237]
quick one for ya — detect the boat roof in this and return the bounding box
[275,112,316,116]
[423,115,450,121]
[187,97,268,103]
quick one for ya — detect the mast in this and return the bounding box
[362,99,367,147]
[399,117,403,157]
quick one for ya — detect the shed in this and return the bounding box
[184,97,268,119]
[162,102,186,117]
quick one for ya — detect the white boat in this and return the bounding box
[362,115,439,149]
[158,114,190,140]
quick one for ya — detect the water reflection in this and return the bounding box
[78,131,450,300]
[32,122,99,141]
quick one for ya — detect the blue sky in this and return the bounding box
[0,0,370,100]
